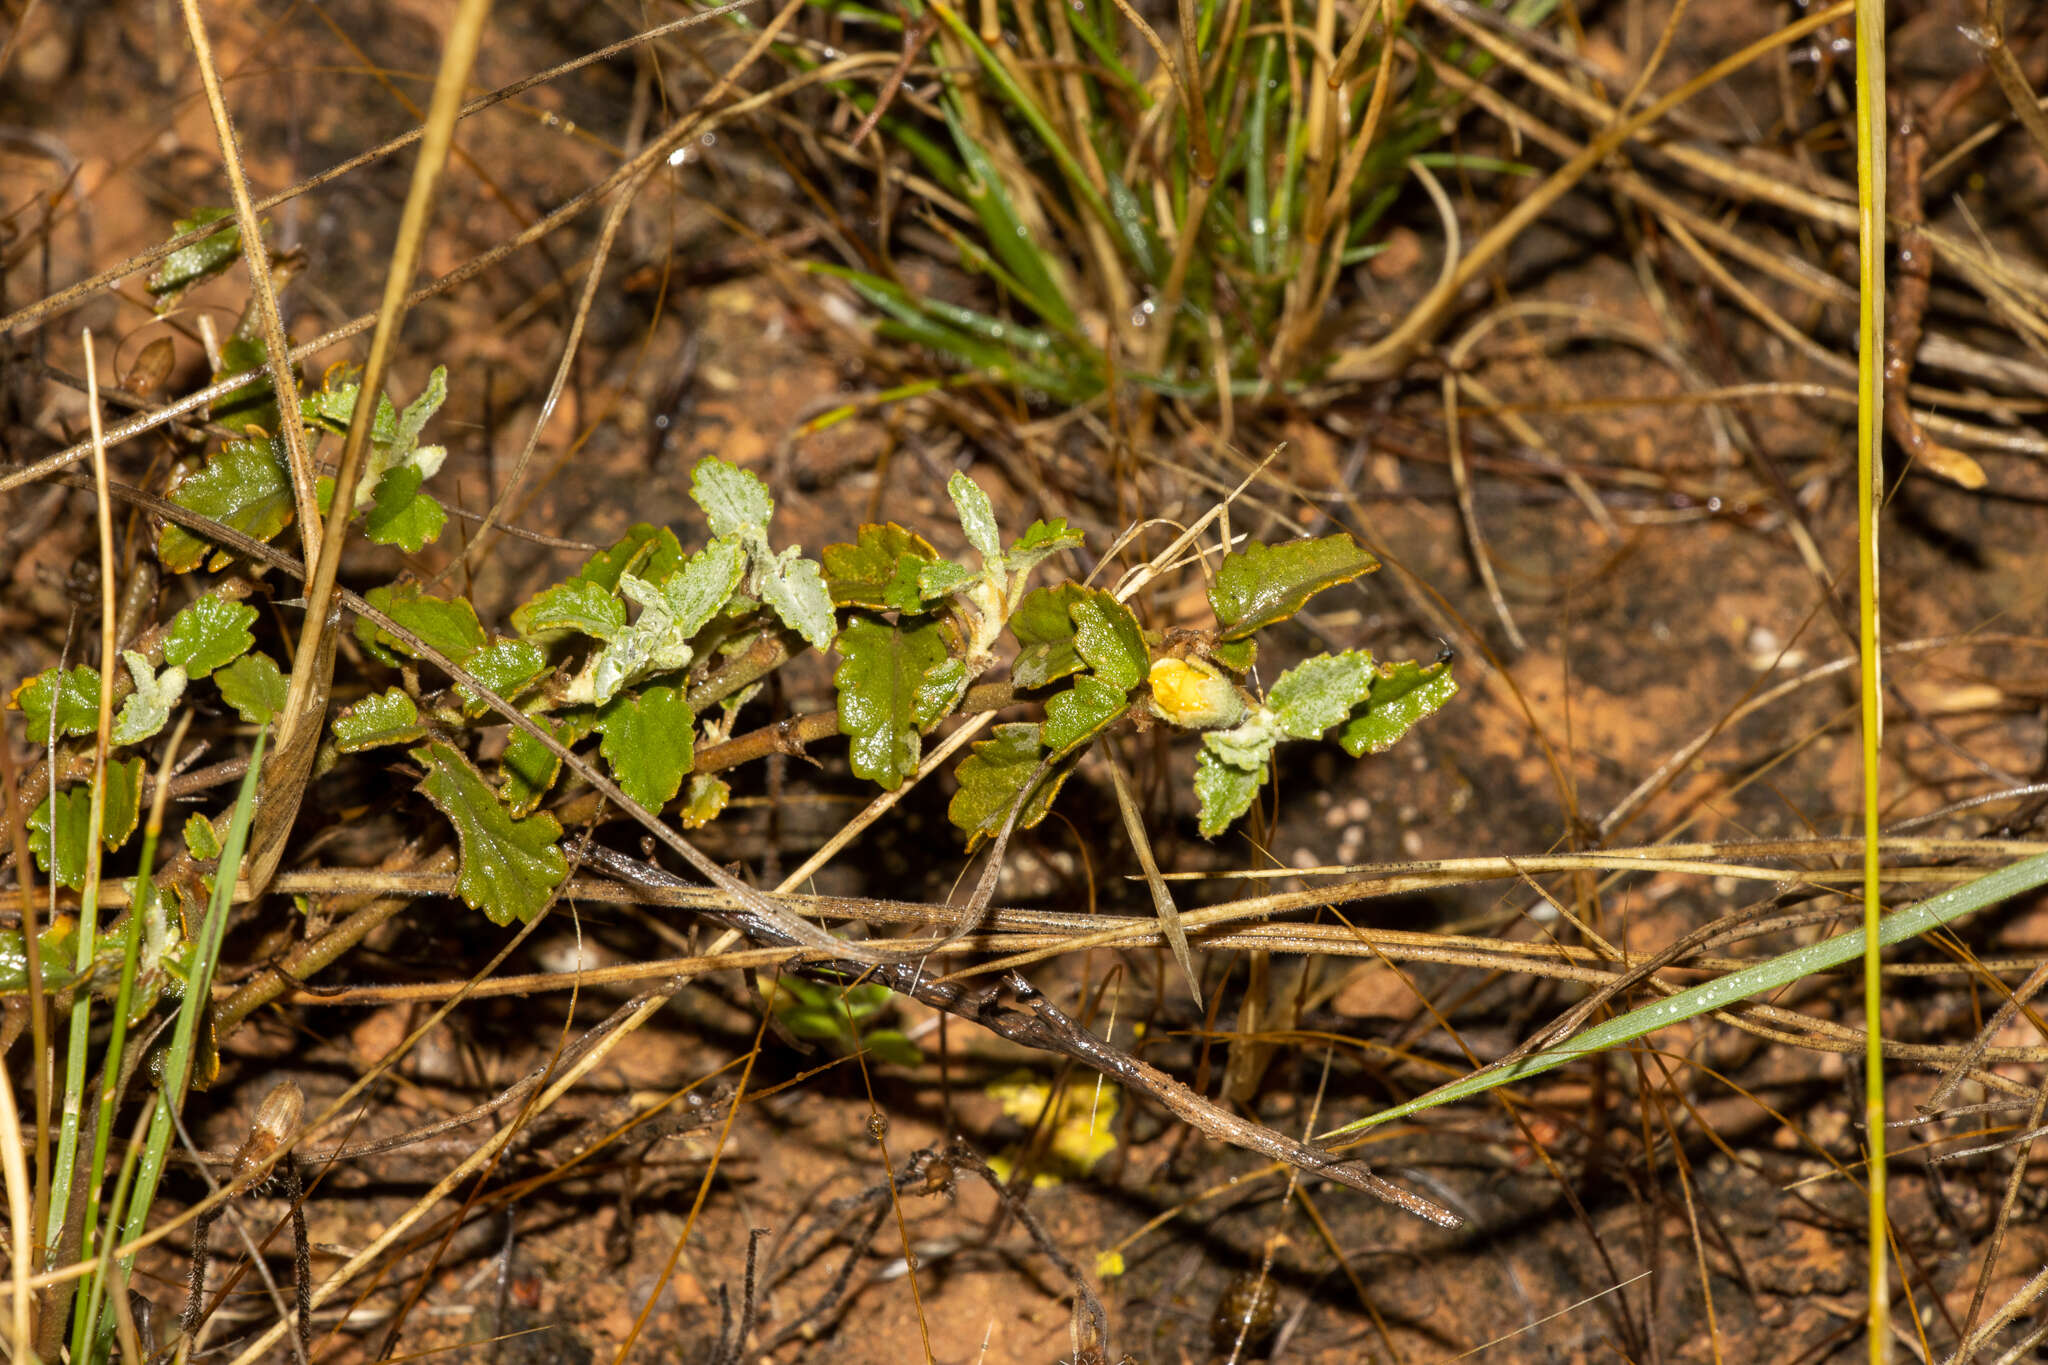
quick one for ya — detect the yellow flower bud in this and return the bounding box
[1147,656,1246,729]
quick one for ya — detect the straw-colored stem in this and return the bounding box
[1853,1,1890,1359]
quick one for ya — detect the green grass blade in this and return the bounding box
[940,106,1079,333]
[1246,36,1278,276]
[114,729,267,1267]
[923,0,1115,234]
[1318,850,2048,1141]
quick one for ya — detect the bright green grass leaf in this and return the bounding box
[28,786,90,891]
[939,106,1079,334]
[678,773,730,829]
[1009,584,1085,688]
[1005,517,1084,576]
[1269,649,1376,740]
[1208,534,1379,640]
[691,457,774,538]
[835,614,952,789]
[357,582,486,667]
[499,709,596,817]
[11,665,101,740]
[513,579,625,643]
[364,466,446,552]
[946,470,1002,563]
[164,596,257,679]
[411,740,568,926]
[758,548,836,651]
[1195,748,1264,838]
[213,652,286,724]
[146,208,241,307]
[183,812,221,860]
[1320,849,2048,1140]
[1069,590,1146,691]
[1042,674,1128,759]
[1337,658,1458,757]
[595,683,694,810]
[949,722,1067,845]
[457,638,549,712]
[917,558,977,601]
[157,435,295,574]
[823,523,940,609]
[111,652,186,746]
[332,689,425,752]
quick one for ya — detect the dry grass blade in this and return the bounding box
[1107,750,1200,1005]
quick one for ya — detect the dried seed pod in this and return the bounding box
[233,1080,304,1182]
[1209,1272,1278,1350]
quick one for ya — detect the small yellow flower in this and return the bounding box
[1148,656,1246,729]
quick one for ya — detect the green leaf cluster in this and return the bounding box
[764,974,922,1066]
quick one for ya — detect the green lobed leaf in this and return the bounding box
[511,526,685,643]
[1203,711,1281,772]
[356,582,486,667]
[163,596,258,678]
[677,773,730,829]
[595,683,695,811]
[1268,649,1376,741]
[1004,517,1084,576]
[948,722,1070,846]
[691,457,775,538]
[1069,590,1147,691]
[183,812,222,860]
[457,638,549,712]
[364,466,447,552]
[1194,749,1264,838]
[514,579,626,643]
[834,615,952,789]
[758,549,837,651]
[1042,674,1128,759]
[389,367,449,466]
[946,470,1002,563]
[157,435,296,574]
[1337,658,1458,757]
[917,558,978,601]
[499,709,596,817]
[111,652,187,746]
[100,757,144,853]
[1209,637,1258,672]
[211,332,281,433]
[864,1028,925,1067]
[11,665,102,740]
[332,688,425,752]
[1208,534,1379,640]
[28,786,91,891]
[1009,584,1086,688]
[822,523,939,609]
[411,740,568,926]
[917,655,970,728]
[146,208,242,306]
[577,540,747,705]
[214,652,286,723]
